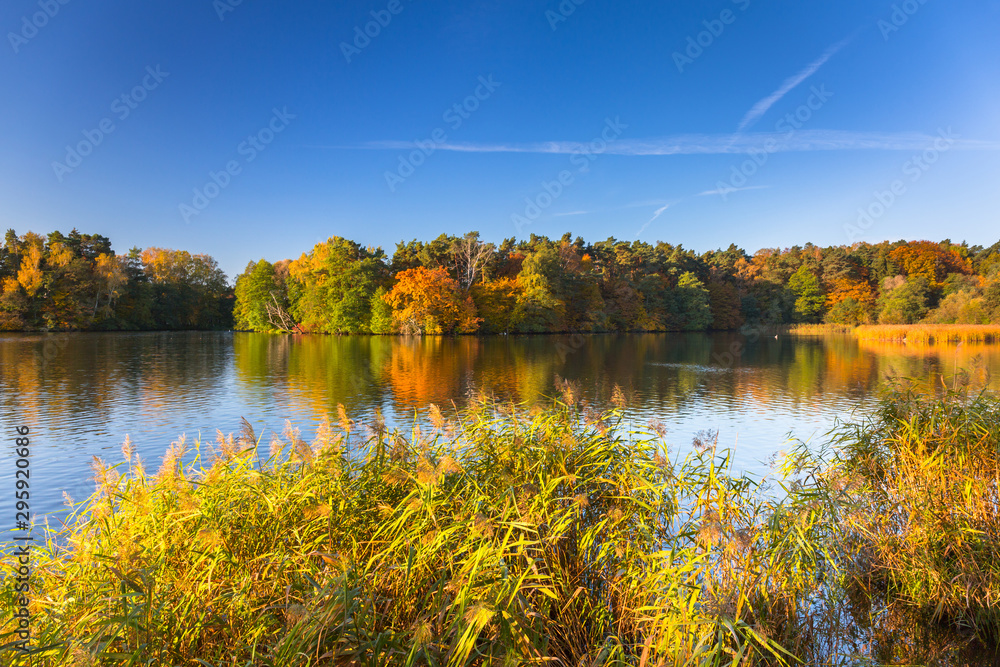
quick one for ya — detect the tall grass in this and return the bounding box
[824,382,1000,636]
[1,398,837,666]
[786,324,853,336]
[853,324,1000,344]
[2,385,999,665]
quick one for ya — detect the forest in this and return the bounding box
[233,232,1000,334]
[0,229,231,331]
[4,228,1000,334]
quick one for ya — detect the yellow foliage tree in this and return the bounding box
[17,244,44,297]
[94,253,128,317]
[471,277,523,334]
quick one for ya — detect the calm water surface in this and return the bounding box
[3,331,1000,521]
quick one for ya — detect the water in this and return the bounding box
[3,331,1000,522]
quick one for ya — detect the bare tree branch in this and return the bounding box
[453,234,494,289]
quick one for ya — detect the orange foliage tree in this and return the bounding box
[888,241,971,289]
[825,276,878,324]
[384,267,481,334]
[827,276,876,306]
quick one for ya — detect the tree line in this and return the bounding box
[233,233,1000,334]
[5,228,998,333]
[0,229,231,331]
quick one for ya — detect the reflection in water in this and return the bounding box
[4,331,1000,520]
[844,590,1000,666]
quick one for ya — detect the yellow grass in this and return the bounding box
[787,324,853,335]
[854,325,1000,345]
[4,387,1000,664]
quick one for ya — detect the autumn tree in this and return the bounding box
[0,231,28,329]
[17,233,45,298]
[472,278,523,334]
[825,276,876,325]
[286,237,388,334]
[926,290,988,324]
[5,229,1000,333]
[0,229,233,331]
[973,242,1000,278]
[984,280,1000,322]
[384,266,480,334]
[888,241,970,289]
[93,253,127,320]
[141,247,230,329]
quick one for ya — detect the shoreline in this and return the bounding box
[6,323,1000,343]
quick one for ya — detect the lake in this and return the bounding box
[3,331,1000,522]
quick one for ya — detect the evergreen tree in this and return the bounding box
[675,272,713,331]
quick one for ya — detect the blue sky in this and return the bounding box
[2,0,999,279]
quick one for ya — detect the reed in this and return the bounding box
[2,386,999,665]
[853,324,1000,345]
[822,383,1000,637]
[786,324,853,336]
[1,404,835,665]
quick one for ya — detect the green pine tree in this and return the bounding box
[676,272,713,331]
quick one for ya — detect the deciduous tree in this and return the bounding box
[384,267,480,334]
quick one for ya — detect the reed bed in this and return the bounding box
[824,383,1000,636]
[786,324,853,336]
[853,324,1000,345]
[2,385,1000,665]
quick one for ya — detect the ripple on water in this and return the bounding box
[3,332,1000,519]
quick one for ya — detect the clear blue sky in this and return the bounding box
[2,0,999,279]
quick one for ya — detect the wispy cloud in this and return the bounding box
[624,199,674,208]
[648,203,671,220]
[342,130,1000,156]
[698,185,771,197]
[635,203,674,237]
[737,34,854,131]
[552,210,588,217]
